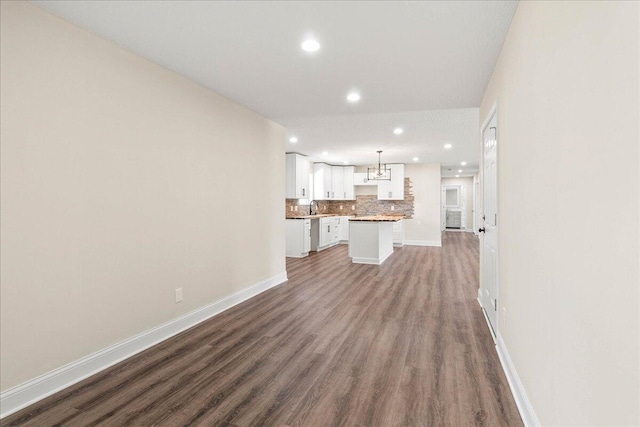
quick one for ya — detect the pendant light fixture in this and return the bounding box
[367,150,391,181]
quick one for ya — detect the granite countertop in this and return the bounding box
[285,214,341,219]
[349,215,405,222]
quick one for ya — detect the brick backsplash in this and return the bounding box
[286,178,414,219]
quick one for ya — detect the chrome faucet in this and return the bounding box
[309,200,320,215]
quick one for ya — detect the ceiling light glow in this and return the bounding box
[413,157,419,162]
[343,160,349,164]
[458,169,462,173]
[289,136,298,143]
[444,143,452,149]
[301,39,320,52]
[322,151,329,156]
[393,128,404,135]
[461,161,467,166]
[346,92,361,103]
[456,175,460,178]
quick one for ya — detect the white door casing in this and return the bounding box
[460,185,467,230]
[480,107,499,336]
[441,185,465,230]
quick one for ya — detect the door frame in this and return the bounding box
[441,184,466,231]
[478,102,499,341]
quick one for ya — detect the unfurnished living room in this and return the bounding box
[0,1,638,426]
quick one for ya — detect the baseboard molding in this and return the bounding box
[403,240,442,247]
[0,271,288,419]
[351,249,393,265]
[495,334,541,427]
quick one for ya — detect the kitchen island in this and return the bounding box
[348,215,404,265]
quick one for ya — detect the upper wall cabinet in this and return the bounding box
[285,153,310,199]
[313,163,333,200]
[314,164,355,200]
[343,166,355,200]
[377,164,405,200]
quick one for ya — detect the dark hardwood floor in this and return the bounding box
[3,232,522,426]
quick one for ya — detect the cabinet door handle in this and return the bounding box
[344,192,346,198]
[302,188,305,196]
[327,191,329,198]
[327,225,330,232]
[389,191,392,198]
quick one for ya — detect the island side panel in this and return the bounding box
[377,222,394,264]
[349,221,395,265]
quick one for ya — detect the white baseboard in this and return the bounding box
[351,248,393,265]
[403,240,442,247]
[0,271,288,419]
[495,334,541,427]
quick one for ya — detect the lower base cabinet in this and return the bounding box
[318,217,340,250]
[285,219,311,258]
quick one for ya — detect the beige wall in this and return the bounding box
[480,2,639,425]
[441,177,474,231]
[0,2,286,392]
[404,164,441,245]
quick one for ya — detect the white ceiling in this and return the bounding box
[33,0,518,176]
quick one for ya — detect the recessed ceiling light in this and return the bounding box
[413,157,419,162]
[444,143,453,149]
[301,39,320,52]
[322,151,329,156]
[343,160,349,164]
[456,175,460,178]
[461,161,467,166]
[458,169,462,173]
[289,136,298,143]
[346,92,361,103]
[393,128,404,135]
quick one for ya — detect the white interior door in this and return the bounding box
[480,111,498,335]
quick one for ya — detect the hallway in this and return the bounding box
[4,232,522,426]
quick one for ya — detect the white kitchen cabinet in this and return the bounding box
[354,172,377,186]
[377,164,405,200]
[392,219,405,247]
[315,164,354,200]
[285,153,310,199]
[339,216,353,243]
[318,216,340,250]
[285,219,311,257]
[331,166,344,200]
[343,166,355,199]
[313,163,333,200]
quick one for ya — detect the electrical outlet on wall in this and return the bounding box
[391,206,395,211]
[175,288,183,303]
[351,205,355,210]
[290,206,293,211]
[294,206,298,211]
[339,205,343,210]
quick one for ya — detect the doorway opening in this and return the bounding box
[442,185,466,230]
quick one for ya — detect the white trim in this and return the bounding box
[351,248,393,265]
[403,240,442,247]
[495,334,541,427]
[351,256,382,265]
[0,272,288,419]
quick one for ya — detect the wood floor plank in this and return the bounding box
[3,232,523,426]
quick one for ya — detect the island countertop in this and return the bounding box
[349,215,405,222]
